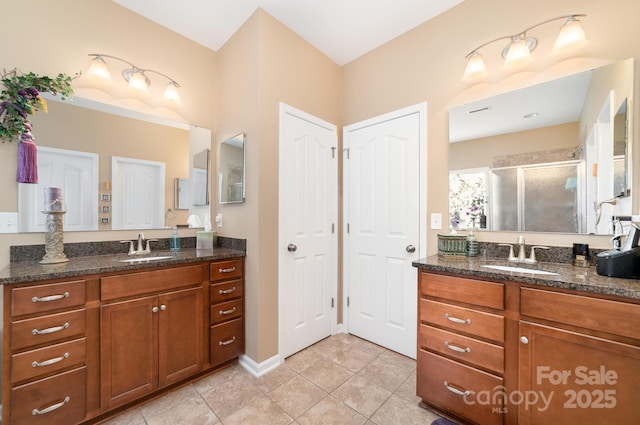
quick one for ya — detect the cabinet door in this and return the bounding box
[158,287,204,387]
[519,321,640,425]
[101,296,158,409]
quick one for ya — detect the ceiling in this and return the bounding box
[113,0,464,66]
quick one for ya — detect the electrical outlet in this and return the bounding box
[215,213,222,228]
[430,213,442,230]
[0,212,19,233]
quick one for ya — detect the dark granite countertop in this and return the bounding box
[0,248,245,285]
[413,255,640,300]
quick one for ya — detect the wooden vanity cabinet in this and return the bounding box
[209,258,245,366]
[3,279,88,425]
[418,272,506,425]
[99,264,205,410]
[518,288,640,425]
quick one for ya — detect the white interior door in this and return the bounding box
[343,103,426,359]
[279,103,338,359]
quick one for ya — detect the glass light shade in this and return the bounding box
[127,71,149,96]
[462,52,487,83]
[552,18,587,54]
[504,38,532,69]
[162,82,181,104]
[86,56,112,84]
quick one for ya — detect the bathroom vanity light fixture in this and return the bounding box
[86,54,181,104]
[462,14,587,83]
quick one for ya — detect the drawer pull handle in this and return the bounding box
[444,381,471,397]
[219,267,237,273]
[444,313,471,325]
[32,352,69,368]
[445,340,471,353]
[220,307,237,315]
[219,286,237,295]
[32,322,70,335]
[32,396,70,415]
[219,336,236,346]
[32,292,69,303]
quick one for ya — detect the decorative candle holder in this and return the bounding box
[40,210,69,264]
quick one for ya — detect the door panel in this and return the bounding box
[344,105,424,359]
[279,104,337,359]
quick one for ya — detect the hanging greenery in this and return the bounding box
[0,68,77,183]
[0,69,76,142]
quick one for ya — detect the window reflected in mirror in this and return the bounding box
[219,133,245,204]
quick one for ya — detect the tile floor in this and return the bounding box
[101,333,445,425]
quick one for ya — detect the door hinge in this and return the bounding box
[347,223,350,233]
[331,223,335,234]
[331,298,334,308]
[347,296,350,307]
[331,147,336,158]
[344,148,350,159]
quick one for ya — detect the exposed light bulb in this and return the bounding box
[86,56,112,85]
[462,51,487,83]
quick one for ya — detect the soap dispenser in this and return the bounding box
[169,227,180,252]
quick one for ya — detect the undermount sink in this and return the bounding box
[119,255,175,263]
[481,264,559,276]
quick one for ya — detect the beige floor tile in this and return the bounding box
[254,364,298,392]
[285,347,326,373]
[358,357,411,392]
[193,363,249,395]
[301,358,354,392]
[369,394,440,425]
[332,374,392,418]
[344,337,387,357]
[145,397,219,425]
[222,395,293,425]
[326,347,376,372]
[140,384,200,418]
[394,372,421,403]
[99,407,146,425]
[199,373,263,418]
[377,350,417,372]
[267,375,327,418]
[297,395,367,425]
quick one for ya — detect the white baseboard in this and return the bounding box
[238,353,282,378]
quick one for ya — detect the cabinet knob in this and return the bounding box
[520,336,529,345]
[152,306,159,313]
[160,304,167,311]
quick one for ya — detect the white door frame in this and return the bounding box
[342,102,428,338]
[278,103,339,361]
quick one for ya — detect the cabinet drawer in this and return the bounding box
[210,259,243,282]
[210,279,243,303]
[418,350,503,425]
[420,325,504,375]
[421,299,505,343]
[12,281,86,317]
[521,288,640,340]
[101,264,205,301]
[420,272,504,310]
[12,308,86,351]
[12,338,86,384]
[211,318,244,366]
[210,299,243,325]
[11,366,86,425]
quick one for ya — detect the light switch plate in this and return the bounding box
[0,212,19,233]
[430,213,442,230]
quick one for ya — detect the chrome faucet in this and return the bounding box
[499,236,549,264]
[516,235,526,262]
[120,232,158,255]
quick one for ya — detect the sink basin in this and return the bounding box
[119,255,175,263]
[481,264,559,276]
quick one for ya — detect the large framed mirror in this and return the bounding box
[218,133,246,204]
[449,58,634,235]
[11,96,212,232]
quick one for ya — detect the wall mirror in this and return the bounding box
[449,58,634,235]
[11,97,212,232]
[218,133,246,204]
[192,148,210,206]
